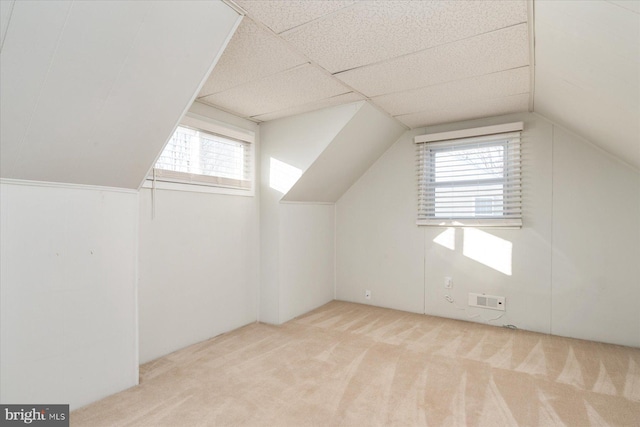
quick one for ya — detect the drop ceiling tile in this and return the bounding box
[373,66,530,116]
[235,0,355,34]
[198,64,351,117]
[335,23,529,97]
[252,92,365,122]
[199,18,307,96]
[282,0,527,73]
[395,93,530,129]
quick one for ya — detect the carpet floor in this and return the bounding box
[71,301,640,426]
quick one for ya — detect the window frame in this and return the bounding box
[143,113,255,197]
[415,122,523,228]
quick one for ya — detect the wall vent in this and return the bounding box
[468,293,506,311]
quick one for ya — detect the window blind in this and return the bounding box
[153,125,252,190]
[416,125,522,227]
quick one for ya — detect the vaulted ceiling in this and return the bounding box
[0,0,637,190]
[200,0,639,169]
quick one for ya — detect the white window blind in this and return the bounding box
[153,125,252,190]
[415,123,522,227]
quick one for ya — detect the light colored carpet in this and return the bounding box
[72,301,640,426]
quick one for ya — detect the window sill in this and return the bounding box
[141,179,254,197]
[417,219,522,228]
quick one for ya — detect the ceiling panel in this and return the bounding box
[198,17,307,97]
[373,66,530,116]
[335,23,529,97]
[235,0,355,34]
[395,93,529,129]
[198,64,351,118]
[252,92,364,122]
[282,0,527,73]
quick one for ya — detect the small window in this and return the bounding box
[415,123,522,227]
[152,120,253,192]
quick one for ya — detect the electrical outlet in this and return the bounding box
[445,276,453,289]
[365,290,371,300]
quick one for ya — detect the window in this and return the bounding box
[415,123,523,227]
[150,115,254,193]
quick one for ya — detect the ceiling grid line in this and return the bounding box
[330,21,529,76]
[197,1,533,128]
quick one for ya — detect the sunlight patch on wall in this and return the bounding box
[463,228,512,275]
[433,227,456,250]
[269,157,302,194]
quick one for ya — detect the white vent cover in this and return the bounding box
[468,293,506,311]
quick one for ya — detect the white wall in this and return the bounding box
[551,126,640,346]
[0,181,138,409]
[279,203,335,323]
[138,103,260,363]
[259,103,362,324]
[335,133,425,314]
[336,112,640,347]
[138,189,259,363]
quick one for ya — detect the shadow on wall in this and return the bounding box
[433,227,513,276]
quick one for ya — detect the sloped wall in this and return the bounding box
[283,102,406,202]
[533,0,640,170]
[0,0,241,189]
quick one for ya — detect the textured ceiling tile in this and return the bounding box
[199,18,307,96]
[282,0,527,73]
[235,0,355,34]
[395,93,530,129]
[373,66,530,116]
[335,23,529,97]
[197,64,351,117]
[252,92,365,122]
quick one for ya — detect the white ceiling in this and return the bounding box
[198,0,531,126]
[1,0,637,189]
[199,0,640,170]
